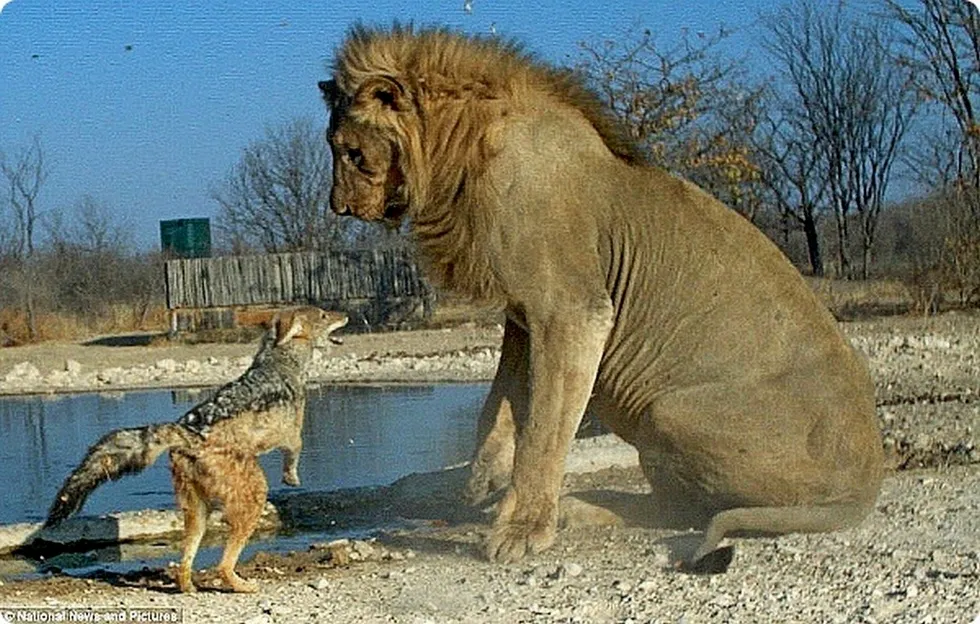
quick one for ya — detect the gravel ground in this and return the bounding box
[1,313,980,623]
[0,325,505,395]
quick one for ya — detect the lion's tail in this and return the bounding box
[684,500,875,572]
[44,423,195,528]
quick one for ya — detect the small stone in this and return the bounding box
[613,580,633,594]
[637,579,658,592]
[310,577,330,591]
[712,593,736,608]
[562,562,584,578]
[155,358,178,372]
[96,367,124,384]
[65,359,82,375]
[352,540,376,560]
[531,564,552,578]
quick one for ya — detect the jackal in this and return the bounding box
[44,306,347,593]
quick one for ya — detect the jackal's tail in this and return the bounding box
[44,423,195,528]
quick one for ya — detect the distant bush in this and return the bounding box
[875,189,980,315]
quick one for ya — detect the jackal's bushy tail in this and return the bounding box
[44,423,193,528]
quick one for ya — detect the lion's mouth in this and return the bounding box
[383,200,408,222]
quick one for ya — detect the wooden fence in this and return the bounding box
[164,248,433,332]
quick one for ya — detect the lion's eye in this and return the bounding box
[346,147,364,167]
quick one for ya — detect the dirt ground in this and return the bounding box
[1,313,980,623]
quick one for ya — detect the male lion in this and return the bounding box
[319,25,884,566]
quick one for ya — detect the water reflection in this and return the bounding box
[0,384,487,525]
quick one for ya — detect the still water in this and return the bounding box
[0,384,488,526]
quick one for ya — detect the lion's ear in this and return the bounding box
[356,76,411,114]
[319,80,341,107]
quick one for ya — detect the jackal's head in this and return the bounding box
[274,306,348,347]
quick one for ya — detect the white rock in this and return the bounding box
[96,367,125,384]
[6,362,41,382]
[64,359,82,375]
[155,358,178,372]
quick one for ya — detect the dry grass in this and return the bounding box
[806,278,913,319]
[0,305,169,345]
[424,293,505,329]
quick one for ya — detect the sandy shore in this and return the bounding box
[1,315,979,622]
[0,325,505,395]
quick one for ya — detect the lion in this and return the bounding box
[319,25,884,567]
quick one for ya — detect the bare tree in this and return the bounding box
[879,0,980,308]
[885,0,980,191]
[0,136,48,340]
[578,27,767,219]
[763,0,917,279]
[213,117,387,253]
[46,195,130,254]
[749,89,828,276]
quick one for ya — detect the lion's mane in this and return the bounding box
[330,24,646,302]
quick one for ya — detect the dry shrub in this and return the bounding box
[807,277,911,319]
[0,304,168,344]
[873,189,980,316]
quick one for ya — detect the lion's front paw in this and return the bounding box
[485,518,556,563]
[484,490,557,562]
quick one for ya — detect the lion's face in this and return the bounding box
[325,109,407,224]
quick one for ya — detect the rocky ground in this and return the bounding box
[1,313,980,623]
[0,324,505,394]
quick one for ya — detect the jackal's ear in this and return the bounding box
[275,312,305,346]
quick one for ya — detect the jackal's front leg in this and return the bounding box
[280,403,305,486]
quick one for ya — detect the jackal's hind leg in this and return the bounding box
[172,457,208,593]
[217,456,268,593]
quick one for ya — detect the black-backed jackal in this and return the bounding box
[44,306,347,593]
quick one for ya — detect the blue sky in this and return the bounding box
[0,0,772,250]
